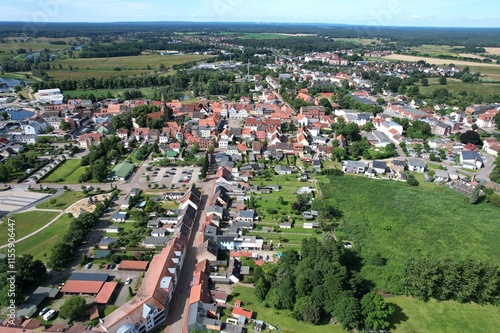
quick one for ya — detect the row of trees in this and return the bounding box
[47,191,116,270]
[400,256,500,305]
[0,255,47,306]
[252,238,394,331]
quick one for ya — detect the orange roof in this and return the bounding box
[118,260,149,271]
[60,280,104,294]
[89,305,100,320]
[230,251,253,258]
[94,282,118,304]
[232,307,253,319]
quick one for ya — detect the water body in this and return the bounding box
[2,108,35,120]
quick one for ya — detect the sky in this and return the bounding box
[1,0,499,28]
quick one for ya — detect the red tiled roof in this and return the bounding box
[232,307,253,319]
[118,260,149,271]
[94,282,118,304]
[60,280,104,294]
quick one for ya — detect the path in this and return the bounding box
[0,208,64,250]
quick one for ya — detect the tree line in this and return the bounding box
[47,191,117,270]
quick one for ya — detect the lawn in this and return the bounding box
[36,191,86,210]
[0,211,59,246]
[419,77,500,95]
[46,54,213,80]
[316,175,500,291]
[388,296,500,333]
[231,286,345,333]
[41,159,90,184]
[0,213,73,262]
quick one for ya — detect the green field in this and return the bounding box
[41,159,90,184]
[0,213,73,262]
[36,191,86,210]
[410,44,457,57]
[388,296,500,333]
[231,286,345,333]
[240,33,296,39]
[419,77,500,95]
[317,175,500,290]
[334,38,381,45]
[0,211,59,246]
[46,54,213,80]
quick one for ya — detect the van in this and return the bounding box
[43,309,57,321]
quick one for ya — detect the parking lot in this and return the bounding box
[142,165,201,188]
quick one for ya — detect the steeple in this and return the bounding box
[160,92,169,120]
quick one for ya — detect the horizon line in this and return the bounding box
[1,20,500,30]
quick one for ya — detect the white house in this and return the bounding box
[408,159,427,173]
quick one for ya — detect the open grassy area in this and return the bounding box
[41,159,89,184]
[388,296,500,333]
[0,39,70,54]
[231,286,345,333]
[36,191,86,210]
[410,44,457,57]
[0,213,73,262]
[317,175,500,291]
[240,33,294,39]
[419,77,500,95]
[0,211,59,246]
[46,54,213,80]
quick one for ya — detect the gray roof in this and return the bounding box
[238,210,254,218]
[461,150,483,163]
[143,236,171,245]
[409,158,427,168]
[69,272,109,282]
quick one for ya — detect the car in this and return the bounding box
[105,264,110,269]
[178,180,183,183]
[153,172,158,175]
[109,264,116,270]
[163,174,169,177]
[343,242,353,249]
[39,307,50,316]
[171,167,177,170]
[43,309,57,321]
[155,168,160,171]
[125,278,132,285]
[85,263,92,269]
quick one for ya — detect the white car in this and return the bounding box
[43,309,57,321]
[125,278,132,285]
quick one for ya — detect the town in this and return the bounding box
[0,20,500,333]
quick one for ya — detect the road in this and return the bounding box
[165,172,216,333]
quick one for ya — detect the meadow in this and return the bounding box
[0,211,59,246]
[419,77,500,95]
[36,191,86,210]
[0,213,74,262]
[41,159,91,184]
[316,175,500,291]
[46,53,213,80]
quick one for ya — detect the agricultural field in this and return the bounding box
[0,213,74,262]
[419,77,500,95]
[0,211,60,246]
[240,33,295,39]
[316,175,500,291]
[382,54,500,68]
[334,37,381,45]
[35,191,87,210]
[409,44,457,57]
[46,53,214,80]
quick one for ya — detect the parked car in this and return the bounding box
[105,264,110,269]
[85,263,92,269]
[109,264,116,270]
[39,308,50,317]
[43,309,57,321]
[125,278,132,285]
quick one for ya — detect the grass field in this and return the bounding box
[0,213,73,262]
[419,77,500,95]
[382,54,500,68]
[46,54,213,80]
[231,286,345,333]
[41,159,90,184]
[334,38,381,45]
[388,296,500,333]
[410,44,457,57]
[0,40,70,54]
[240,33,294,39]
[0,211,59,246]
[316,175,500,290]
[36,191,86,210]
